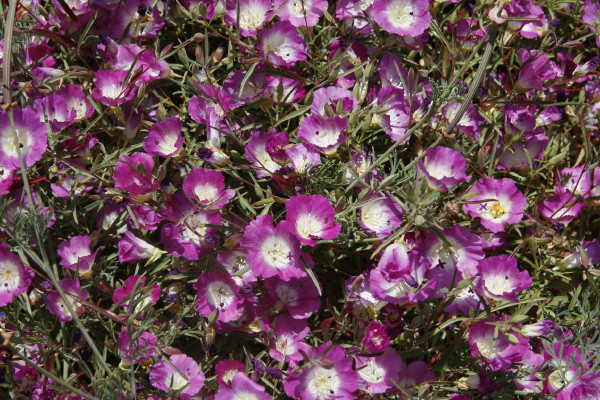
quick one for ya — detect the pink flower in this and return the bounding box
[118,231,162,263]
[274,0,327,26]
[0,108,48,170]
[113,152,159,196]
[418,146,471,192]
[215,360,245,388]
[476,255,532,302]
[362,321,390,353]
[118,328,157,364]
[91,70,135,106]
[354,347,403,394]
[257,21,307,68]
[516,49,562,91]
[215,372,271,400]
[359,194,403,237]
[0,243,34,307]
[57,235,100,276]
[46,278,89,323]
[285,194,341,246]
[113,275,160,313]
[182,167,235,209]
[143,117,184,158]
[463,178,527,233]
[372,0,431,37]
[298,115,348,154]
[266,314,311,364]
[263,276,321,318]
[193,271,244,322]
[285,143,321,174]
[240,215,306,280]
[149,354,205,400]
[225,0,272,37]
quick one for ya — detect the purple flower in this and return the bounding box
[521,320,556,337]
[264,275,321,318]
[505,0,547,39]
[354,347,404,394]
[285,194,341,246]
[376,87,411,143]
[57,235,100,277]
[118,328,157,364]
[267,314,311,363]
[463,178,527,233]
[516,49,562,91]
[476,255,532,302]
[285,143,321,173]
[298,114,348,154]
[215,372,271,400]
[257,21,307,68]
[46,279,89,323]
[113,275,160,313]
[149,354,205,400]
[0,243,34,307]
[0,108,47,170]
[215,360,245,388]
[35,94,75,132]
[91,70,135,106]
[225,0,272,37]
[160,192,222,260]
[118,231,163,263]
[311,86,358,116]
[359,194,403,237]
[362,321,390,353]
[561,239,600,269]
[245,130,287,177]
[275,0,327,26]
[497,133,549,170]
[193,271,244,323]
[182,167,235,209]
[418,146,471,192]
[55,84,94,122]
[143,117,184,158]
[113,152,159,196]
[372,0,431,37]
[443,100,484,137]
[284,343,359,400]
[537,187,586,224]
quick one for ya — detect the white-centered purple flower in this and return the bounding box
[118,231,163,263]
[362,321,391,353]
[143,117,184,158]
[354,346,403,395]
[284,343,359,400]
[56,84,94,122]
[476,255,532,302]
[463,178,527,233]
[57,235,100,276]
[359,194,403,237]
[372,0,431,37]
[118,328,157,365]
[0,108,48,170]
[263,275,321,318]
[182,167,235,209]
[46,278,89,323]
[35,95,75,132]
[91,70,135,106]
[443,100,484,138]
[560,239,600,269]
[113,275,161,313]
[160,192,222,260]
[245,130,287,177]
[311,86,359,116]
[215,372,271,400]
[225,0,272,36]
[0,243,34,307]
[537,187,586,224]
[418,146,471,192]
[113,152,160,196]
[194,271,244,322]
[257,21,307,68]
[215,360,245,388]
[275,0,327,26]
[240,214,306,280]
[516,49,562,91]
[375,87,412,143]
[149,354,205,400]
[521,320,556,337]
[267,314,311,363]
[285,194,340,246]
[285,143,321,173]
[497,132,549,170]
[298,114,348,154]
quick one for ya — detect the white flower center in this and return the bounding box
[291,0,310,16]
[206,281,235,308]
[361,201,392,233]
[239,1,267,30]
[2,128,32,157]
[476,335,499,359]
[261,236,293,269]
[102,82,123,99]
[295,213,323,239]
[275,335,296,355]
[193,183,219,203]
[0,261,21,291]
[232,392,259,400]
[483,202,507,220]
[306,366,341,398]
[166,371,189,391]
[485,273,514,295]
[387,1,415,28]
[156,133,179,155]
[275,284,299,306]
[358,360,385,384]
[181,213,209,242]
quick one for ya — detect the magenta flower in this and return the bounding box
[311,86,358,116]
[418,146,471,192]
[355,347,403,394]
[267,314,311,363]
[372,0,431,37]
[505,0,547,39]
[225,0,272,36]
[497,132,549,170]
[215,372,271,400]
[263,275,321,318]
[160,192,222,260]
[463,178,527,233]
[245,130,287,177]
[55,84,94,122]
[113,152,159,196]
[143,117,184,158]
[183,167,235,209]
[298,115,348,154]
[193,271,244,323]
[516,49,562,91]
[284,344,358,400]
[46,278,89,323]
[257,21,307,68]
[0,243,34,307]
[285,143,321,173]
[215,360,245,388]
[521,320,556,337]
[537,187,586,224]
[57,235,100,276]
[359,194,403,237]
[443,100,484,138]
[0,167,14,195]
[240,214,306,281]
[0,108,47,170]
[561,240,600,269]
[118,231,163,263]
[91,70,135,106]
[285,194,340,246]
[149,354,205,400]
[376,87,412,143]
[362,321,390,353]
[275,0,327,26]
[113,275,161,313]
[118,328,157,365]
[476,255,532,302]
[35,95,75,132]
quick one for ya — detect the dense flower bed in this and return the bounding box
[1,0,600,399]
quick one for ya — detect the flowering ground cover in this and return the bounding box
[1,0,600,398]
